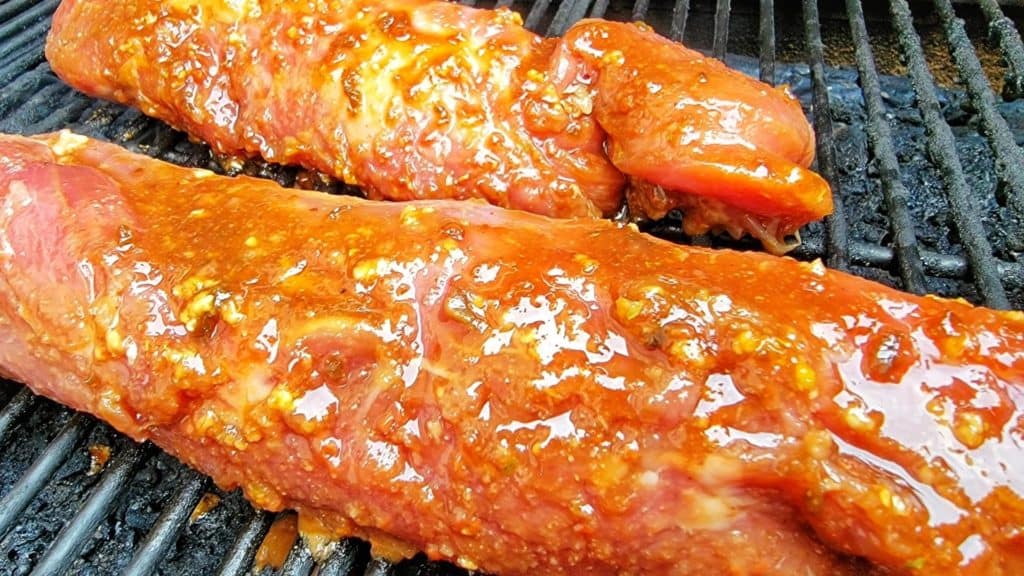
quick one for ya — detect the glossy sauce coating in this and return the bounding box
[46,0,830,249]
[46,0,623,217]
[555,20,833,251]
[1,132,1022,576]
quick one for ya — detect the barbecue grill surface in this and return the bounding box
[2,0,1024,574]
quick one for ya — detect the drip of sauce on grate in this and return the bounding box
[255,513,299,571]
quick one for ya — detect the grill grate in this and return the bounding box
[845,0,928,294]
[802,0,850,270]
[891,0,1010,308]
[1,1,1023,575]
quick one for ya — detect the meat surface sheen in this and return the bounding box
[555,20,832,252]
[46,0,830,247]
[45,0,624,218]
[1,132,1022,576]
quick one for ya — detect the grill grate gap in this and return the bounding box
[364,557,396,576]
[933,0,1024,236]
[102,108,157,145]
[714,0,733,59]
[22,92,93,134]
[669,0,690,41]
[523,0,553,31]
[0,63,56,120]
[802,0,851,270]
[890,0,1010,309]
[0,0,59,45]
[214,511,274,576]
[632,0,651,21]
[0,414,91,542]
[0,17,51,63]
[0,43,48,87]
[758,0,775,83]
[788,237,1023,285]
[72,100,134,139]
[0,77,46,119]
[317,539,372,576]
[0,82,73,133]
[29,443,150,576]
[547,0,592,36]
[0,388,35,445]
[122,470,209,576]
[844,0,928,294]
[0,0,49,25]
[280,539,317,576]
[977,0,1024,99]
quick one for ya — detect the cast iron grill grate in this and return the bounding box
[0,0,1022,575]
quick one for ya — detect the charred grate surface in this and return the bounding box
[1,1,1024,575]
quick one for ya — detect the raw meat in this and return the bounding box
[0,132,1019,575]
[45,0,830,250]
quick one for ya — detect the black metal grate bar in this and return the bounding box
[280,541,316,576]
[0,0,58,46]
[844,0,927,295]
[978,0,1024,98]
[214,511,274,576]
[590,0,609,19]
[547,0,592,36]
[0,65,56,121]
[495,0,514,9]
[67,100,126,139]
[0,0,46,25]
[0,16,50,64]
[788,238,1024,287]
[128,122,181,154]
[669,0,690,42]
[889,0,1010,309]
[0,414,91,541]
[802,0,850,270]
[933,0,1024,230]
[0,82,72,133]
[632,0,651,22]
[758,0,775,84]
[29,443,149,576]
[318,540,370,576]
[713,0,732,60]
[0,388,34,445]
[364,558,396,576]
[121,470,209,576]
[101,108,154,145]
[0,41,47,87]
[524,0,552,31]
[23,93,92,134]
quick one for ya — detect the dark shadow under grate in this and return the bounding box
[1,1,1023,575]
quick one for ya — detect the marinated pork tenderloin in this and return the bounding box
[45,0,830,251]
[2,132,1022,576]
[555,20,833,253]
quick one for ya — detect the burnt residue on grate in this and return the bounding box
[3,1,1024,576]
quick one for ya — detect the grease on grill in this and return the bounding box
[255,513,299,571]
[87,443,111,476]
[188,492,222,524]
